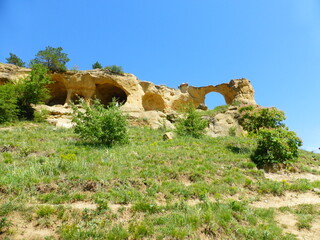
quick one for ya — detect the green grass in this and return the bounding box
[0,121,319,239]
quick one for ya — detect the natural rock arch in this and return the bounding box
[142,93,165,111]
[204,92,226,109]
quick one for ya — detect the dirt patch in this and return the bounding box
[8,213,56,240]
[265,172,320,182]
[276,212,320,240]
[108,203,132,212]
[27,201,98,210]
[251,192,320,208]
[63,201,97,210]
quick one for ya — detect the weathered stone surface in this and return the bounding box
[163,132,174,141]
[0,63,256,111]
[0,63,30,84]
[205,106,245,137]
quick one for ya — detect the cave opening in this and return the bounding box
[95,83,127,106]
[46,82,68,106]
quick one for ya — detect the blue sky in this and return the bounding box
[1,0,319,153]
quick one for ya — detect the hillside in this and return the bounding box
[0,122,320,239]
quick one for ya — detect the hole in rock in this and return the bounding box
[205,92,227,109]
[46,81,68,106]
[95,83,127,106]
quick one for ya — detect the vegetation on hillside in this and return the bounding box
[0,121,319,239]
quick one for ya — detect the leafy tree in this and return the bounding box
[6,53,25,67]
[175,104,208,138]
[72,98,128,146]
[92,61,102,69]
[252,128,302,166]
[30,46,70,72]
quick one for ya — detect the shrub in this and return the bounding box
[92,61,102,69]
[175,104,208,138]
[6,53,25,67]
[30,46,70,72]
[72,98,128,146]
[239,105,285,133]
[104,65,124,74]
[252,128,302,166]
[0,84,19,123]
[16,64,52,119]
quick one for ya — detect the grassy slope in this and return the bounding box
[0,122,320,239]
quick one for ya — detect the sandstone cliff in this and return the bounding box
[0,63,256,112]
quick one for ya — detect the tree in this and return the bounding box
[30,46,70,72]
[6,53,25,67]
[92,61,102,69]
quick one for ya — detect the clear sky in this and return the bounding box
[1,0,319,153]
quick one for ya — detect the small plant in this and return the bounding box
[0,217,11,233]
[239,105,285,133]
[252,128,302,167]
[72,98,128,146]
[175,104,208,138]
[37,205,56,218]
[71,65,79,72]
[104,65,124,74]
[92,61,102,69]
[297,215,313,230]
[228,127,237,136]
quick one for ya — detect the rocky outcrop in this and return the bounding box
[0,63,31,84]
[204,106,245,137]
[0,63,256,111]
[0,63,256,133]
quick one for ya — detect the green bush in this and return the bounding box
[104,65,124,74]
[0,84,19,123]
[175,104,208,138]
[252,128,302,166]
[239,105,285,133]
[72,98,128,146]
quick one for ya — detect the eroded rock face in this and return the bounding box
[0,63,256,111]
[0,63,31,84]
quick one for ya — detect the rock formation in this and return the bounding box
[0,63,256,133]
[0,63,256,111]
